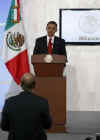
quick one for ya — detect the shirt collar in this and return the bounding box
[47,36,55,44]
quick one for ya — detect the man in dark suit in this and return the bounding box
[0,73,52,140]
[33,21,67,59]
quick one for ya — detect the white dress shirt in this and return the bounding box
[47,36,55,48]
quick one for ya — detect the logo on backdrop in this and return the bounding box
[6,32,24,51]
[79,13,100,34]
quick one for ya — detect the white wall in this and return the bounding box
[66,46,100,111]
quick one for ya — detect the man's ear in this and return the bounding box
[20,81,24,88]
[46,26,48,31]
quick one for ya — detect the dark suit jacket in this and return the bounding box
[0,91,52,140]
[33,36,67,59]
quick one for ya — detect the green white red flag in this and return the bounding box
[0,0,30,98]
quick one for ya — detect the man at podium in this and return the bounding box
[31,21,67,132]
[33,21,67,59]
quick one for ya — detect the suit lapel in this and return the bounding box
[54,36,57,46]
[52,36,58,53]
[43,36,48,53]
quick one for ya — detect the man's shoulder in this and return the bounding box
[4,94,19,107]
[5,92,48,105]
[55,36,65,42]
[34,94,48,104]
[5,94,20,102]
[29,92,48,106]
[36,36,46,41]
[5,91,26,101]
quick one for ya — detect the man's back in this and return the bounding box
[1,91,52,140]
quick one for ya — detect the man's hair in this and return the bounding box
[47,21,57,28]
[20,73,36,92]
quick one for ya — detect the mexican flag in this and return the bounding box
[0,0,30,98]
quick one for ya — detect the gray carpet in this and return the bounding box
[0,129,96,140]
[47,133,96,140]
[67,111,100,133]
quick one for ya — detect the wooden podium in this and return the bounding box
[31,54,66,132]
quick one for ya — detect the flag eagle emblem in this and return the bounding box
[6,32,24,51]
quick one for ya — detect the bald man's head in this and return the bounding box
[20,73,36,92]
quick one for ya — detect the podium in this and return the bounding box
[31,54,66,132]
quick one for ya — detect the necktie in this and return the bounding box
[48,38,52,54]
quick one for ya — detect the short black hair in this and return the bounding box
[47,21,57,28]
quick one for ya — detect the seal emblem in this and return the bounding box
[79,13,100,34]
[6,32,24,51]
